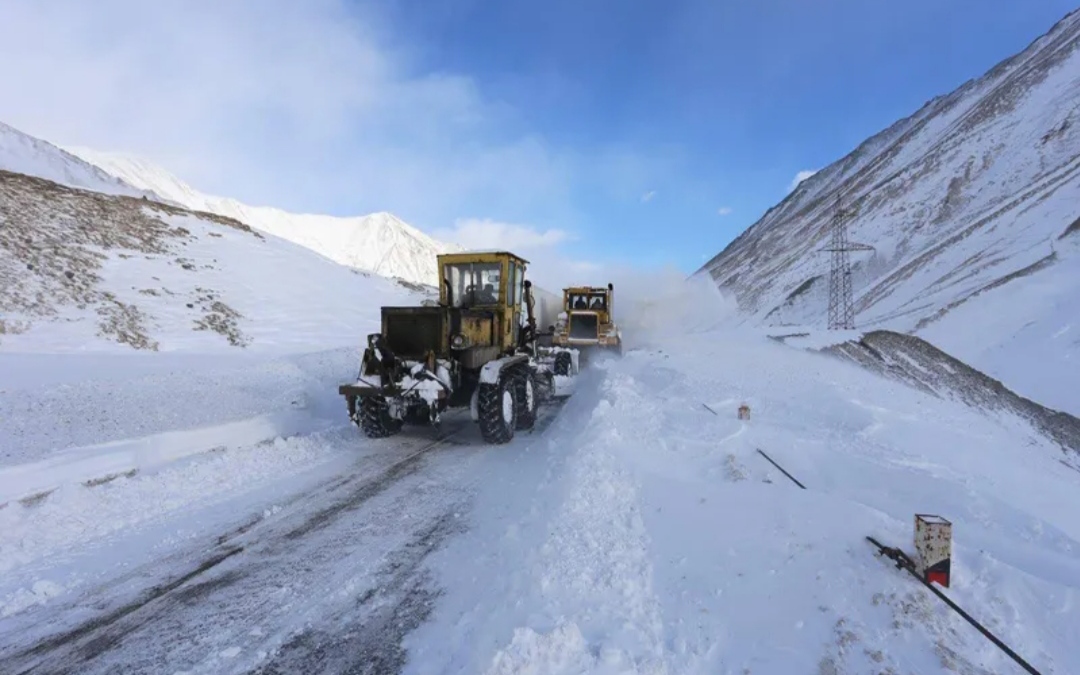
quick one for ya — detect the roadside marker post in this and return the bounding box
[915,514,952,588]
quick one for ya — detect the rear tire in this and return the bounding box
[478,371,516,444]
[358,397,403,438]
[512,366,537,431]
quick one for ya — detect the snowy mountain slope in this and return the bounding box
[0,168,427,354]
[0,122,151,199]
[696,9,1080,414]
[822,330,1080,453]
[68,147,464,286]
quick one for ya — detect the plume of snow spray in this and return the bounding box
[606,267,737,349]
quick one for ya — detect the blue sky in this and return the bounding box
[378,0,1076,271]
[1,0,1076,282]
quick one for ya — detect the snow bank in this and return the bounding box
[407,327,1080,674]
[0,348,359,476]
[771,328,865,350]
[0,431,335,581]
[0,412,313,505]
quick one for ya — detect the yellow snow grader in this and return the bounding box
[338,251,579,444]
[551,283,623,358]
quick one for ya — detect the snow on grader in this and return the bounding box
[551,283,623,363]
[338,251,581,445]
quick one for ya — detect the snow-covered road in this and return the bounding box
[0,403,565,674]
[2,329,1078,674]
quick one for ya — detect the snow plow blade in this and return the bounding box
[338,383,379,397]
[337,382,447,400]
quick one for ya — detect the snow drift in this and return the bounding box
[405,328,1080,674]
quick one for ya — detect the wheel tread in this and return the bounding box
[511,364,537,431]
[358,397,403,438]
[477,374,515,444]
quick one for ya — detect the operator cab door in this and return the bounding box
[508,260,520,346]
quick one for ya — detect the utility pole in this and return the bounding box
[822,194,873,330]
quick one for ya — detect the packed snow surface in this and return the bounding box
[403,328,1079,674]
[2,258,1077,674]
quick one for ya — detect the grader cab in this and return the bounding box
[552,283,623,357]
[338,251,578,445]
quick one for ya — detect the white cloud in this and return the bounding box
[431,218,596,291]
[435,220,647,298]
[0,0,658,236]
[717,206,733,216]
[640,190,657,203]
[789,169,818,192]
[435,218,572,251]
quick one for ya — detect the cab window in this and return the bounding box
[444,262,501,307]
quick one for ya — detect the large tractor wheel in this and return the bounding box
[512,365,537,431]
[477,370,517,444]
[554,352,573,376]
[358,397,403,439]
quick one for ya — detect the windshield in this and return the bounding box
[445,262,502,307]
[568,292,607,311]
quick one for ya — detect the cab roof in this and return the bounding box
[437,250,530,265]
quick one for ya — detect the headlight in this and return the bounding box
[451,333,469,349]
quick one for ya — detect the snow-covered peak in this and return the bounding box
[0,122,150,199]
[67,147,464,286]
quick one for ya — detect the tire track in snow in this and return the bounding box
[1,400,573,675]
[251,510,464,675]
[0,419,472,675]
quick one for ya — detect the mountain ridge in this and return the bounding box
[695,8,1080,415]
[0,122,152,199]
[67,147,463,287]
[0,166,425,353]
[0,121,460,287]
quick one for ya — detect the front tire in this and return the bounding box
[358,397,403,438]
[554,352,573,376]
[512,366,537,431]
[478,371,516,444]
